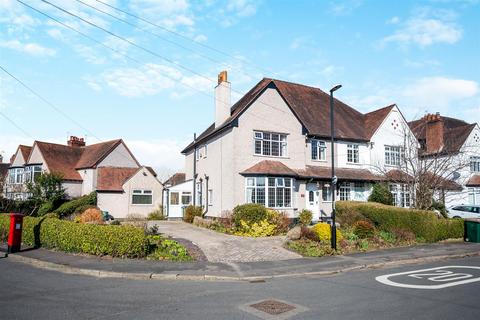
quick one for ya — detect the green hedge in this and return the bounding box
[0,214,147,258]
[54,192,97,218]
[336,201,464,242]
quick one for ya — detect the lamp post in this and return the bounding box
[330,84,342,250]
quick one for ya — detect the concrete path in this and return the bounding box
[149,221,302,262]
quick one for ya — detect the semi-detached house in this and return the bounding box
[4,136,162,218]
[180,72,420,220]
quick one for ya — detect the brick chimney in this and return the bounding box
[424,112,444,153]
[67,136,86,147]
[215,70,231,128]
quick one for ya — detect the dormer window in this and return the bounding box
[254,131,287,157]
[311,139,326,161]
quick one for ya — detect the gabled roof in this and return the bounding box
[19,145,32,161]
[409,115,476,155]
[75,139,124,169]
[182,78,396,153]
[96,167,140,192]
[467,175,480,187]
[35,141,84,181]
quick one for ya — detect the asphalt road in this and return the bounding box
[1,256,479,320]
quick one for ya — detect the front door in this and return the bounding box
[306,183,320,220]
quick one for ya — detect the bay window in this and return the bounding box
[385,146,403,166]
[24,165,42,183]
[470,156,480,172]
[246,176,293,208]
[132,189,153,205]
[311,139,326,161]
[347,144,359,163]
[254,131,287,157]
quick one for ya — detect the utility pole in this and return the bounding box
[330,84,342,250]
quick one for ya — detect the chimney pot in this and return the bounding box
[218,70,227,85]
[214,71,231,128]
[68,135,86,147]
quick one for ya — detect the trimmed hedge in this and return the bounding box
[54,192,97,218]
[336,201,463,242]
[0,214,147,258]
[232,203,268,226]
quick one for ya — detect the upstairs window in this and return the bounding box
[311,139,327,161]
[471,157,480,172]
[132,189,153,205]
[14,168,24,184]
[347,144,359,163]
[24,165,42,183]
[385,146,403,166]
[254,131,287,157]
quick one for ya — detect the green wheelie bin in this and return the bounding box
[464,219,480,243]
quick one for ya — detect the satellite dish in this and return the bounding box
[452,171,461,180]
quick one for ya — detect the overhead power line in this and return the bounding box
[0,64,100,141]
[0,110,33,138]
[94,0,277,76]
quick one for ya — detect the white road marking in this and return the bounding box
[375,266,480,289]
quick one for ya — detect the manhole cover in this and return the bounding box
[240,299,308,320]
[250,299,295,315]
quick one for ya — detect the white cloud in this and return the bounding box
[402,76,478,108]
[0,39,56,57]
[329,0,363,15]
[193,34,208,42]
[89,63,212,98]
[380,9,462,48]
[387,16,400,24]
[227,0,258,17]
[129,0,194,29]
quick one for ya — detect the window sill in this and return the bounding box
[131,204,154,206]
[346,162,361,165]
[254,154,289,159]
[312,159,327,163]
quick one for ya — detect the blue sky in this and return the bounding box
[1,0,479,177]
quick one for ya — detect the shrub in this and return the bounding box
[54,192,97,218]
[0,197,38,216]
[80,208,104,225]
[353,220,375,239]
[368,183,393,205]
[298,209,313,226]
[234,219,277,237]
[110,220,121,226]
[391,228,416,243]
[146,235,192,261]
[300,226,319,241]
[286,239,335,257]
[336,201,464,242]
[232,203,268,226]
[183,205,203,223]
[271,210,291,234]
[74,204,98,215]
[147,208,166,220]
[311,223,343,243]
[379,231,396,244]
[0,215,147,258]
[38,201,55,216]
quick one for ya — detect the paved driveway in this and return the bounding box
[149,221,301,263]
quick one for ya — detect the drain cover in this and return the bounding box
[250,299,295,315]
[240,299,308,320]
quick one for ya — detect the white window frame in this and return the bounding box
[253,131,288,157]
[389,183,411,208]
[470,156,480,172]
[322,183,332,202]
[347,144,359,164]
[339,182,351,201]
[245,176,294,209]
[385,145,404,166]
[181,192,192,206]
[131,189,153,205]
[311,139,327,161]
[170,191,180,205]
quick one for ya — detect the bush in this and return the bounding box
[80,208,104,225]
[232,203,268,226]
[110,220,121,226]
[38,201,55,216]
[300,226,319,241]
[234,219,277,237]
[54,192,97,218]
[336,201,464,242]
[183,205,203,223]
[74,204,98,215]
[368,183,393,205]
[286,239,335,257]
[0,215,147,258]
[0,197,38,215]
[311,223,343,243]
[147,208,166,220]
[298,209,313,226]
[391,228,416,243]
[146,235,192,261]
[353,220,375,239]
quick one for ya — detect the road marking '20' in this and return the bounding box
[375,266,480,289]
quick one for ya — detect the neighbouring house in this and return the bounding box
[4,136,163,218]
[0,154,10,197]
[162,172,193,219]
[181,71,421,220]
[409,113,480,208]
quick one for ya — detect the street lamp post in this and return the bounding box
[330,84,342,250]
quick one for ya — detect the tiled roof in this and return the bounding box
[241,160,298,177]
[466,175,480,187]
[297,165,383,181]
[35,142,84,181]
[96,167,139,192]
[409,116,476,155]
[19,145,32,162]
[182,78,395,153]
[75,139,123,169]
[165,172,186,186]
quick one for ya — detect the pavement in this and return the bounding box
[149,220,302,262]
[2,241,480,281]
[2,254,480,319]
